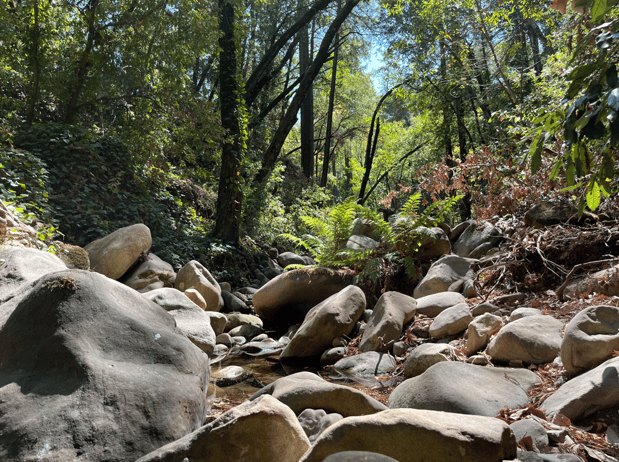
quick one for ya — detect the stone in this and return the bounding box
[414,255,476,299]
[471,302,501,316]
[52,242,90,269]
[411,226,451,261]
[487,315,562,365]
[517,452,584,462]
[333,352,396,378]
[351,218,384,241]
[298,408,344,443]
[403,343,453,378]
[540,357,619,422]
[211,365,248,386]
[249,372,387,417]
[453,221,502,258]
[280,286,366,363]
[509,419,549,452]
[175,260,224,312]
[216,333,233,347]
[448,220,472,242]
[392,341,408,357]
[121,253,175,293]
[320,347,347,366]
[415,292,466,318]
[185,288,207,309]
[277,251,315,267]
[429,302,472,338]
[467,313,504,355]
[299,408,517,462]
[389,361,540,417]
[225,312,263,331]
[561,305,619,375]
[228,323,263,340]
[219,282,232,292]
[253,267,353,325]
[0,247,67,300]
[204,311,227,336]
[322,451,399,462]
[0,270,209,462]
[524,201,578,228]
[143,288,216,355]
[359,291,417,352]
[136,395,310,462]
[510,307,542,321]
[564,265,619,298]
[84,223,152,280]
[346,234,380,250]
[221,290,249,313]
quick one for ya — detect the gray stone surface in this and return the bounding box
[429,302,472,338]
[453,221,502,259]
[414,255,476,299]
[509,419,549,452]
[298,408,344,443]
[403,343,453,378]
[467,313,504,355]
[333,351,396,377]
[415,292,467,318]
[121,253,175,293]
[175,260,224,312]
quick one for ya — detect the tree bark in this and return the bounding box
[214,0,245,243]
[299,0,315,179]
[25,0,40,126]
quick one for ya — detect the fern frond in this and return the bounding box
[401,192,422,216]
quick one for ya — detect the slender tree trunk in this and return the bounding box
[214,0,245,242]
[439,39,453,162]
[25,0,40,126]
[299,1,314,178]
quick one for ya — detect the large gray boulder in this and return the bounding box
[253,267,353,325]
[414,226,451,261]
[359,291,417,352]
[280,285,366,362]
[414,255,476,299]
[453,221,502,258]
[249,372,387,417]
[175,260,224,312]
[0,270,209,462]
[277,251,315,267]
[428,302,472,339]
[403,343,453,378]
[467,313,504,355]
[563,265,619,298]
[346,234,380,251]
[524,201,578,228]
[298,408,344,443]
[136,395,310,462]
[333,351,396,378]
[121,253,175,293]
[487,315,562,365]
[415,292,466,318]
[143,287,216,356]
[540,356,619,422]
[84,223,152,280]
[389,361,539,417]
[299,409,517,462]
[561,305,619,375]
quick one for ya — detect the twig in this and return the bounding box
[557,258,619,301]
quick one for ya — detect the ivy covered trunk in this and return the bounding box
[214,0,245,243]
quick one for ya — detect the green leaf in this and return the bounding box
[560,183,583,192]
[566,163,576,186]
[530,133,544,174]
[578,195,587,218]
[591,0,608,22]
[586,180,601,210]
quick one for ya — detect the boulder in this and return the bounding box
[453,221,502,258]
[136,395,310,462]
[249,372,387,417]
[510,307,542,322]
[359,291,417,352]
[428,302,472,338]
[524,201,578,228]
[84,223,152,280]
[185,288,207,309]
[175,260,224,312]
[204,311,227,336]
[563,265,619,299]
[278,251,315,267]
[403,343,453,378]
[121,253,175,293]
[467,313,504,355]
[346,234,380,251]
[333,352,396,378]
[143,288,216,355]
[320,347,347,366]
[280,286,366,362]
[253,267,353,325]
[389,361,539,417]
[561,305,619,375]
[298,408,344,443]
[414,226,452,261]
[323,451,399,462]
[540,356,619,422]
[351,218,384,241]
[509,419,549,452]
[221,290,249,313]
[0,247,67,300]
[0,270,209,462]
[225,313,263,332]
[299,408,517,462]
[414,255,476,299]
[415,292,466,318]
[487,315,562,365]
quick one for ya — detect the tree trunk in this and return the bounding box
[25,0,40,126]
[214,0,245,243]
[299,1,314,179]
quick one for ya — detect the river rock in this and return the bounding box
[0,270,209,462]
[359,291,417,352]
[403,343,453,378]
[299,408,517,462]
[487,315,562,365]
[467,313,504,355]
[298,408,344,443]
[0,247,67,300]
[250,372,387,417]
[333,351,396,377]
[564,264,619,298]
[204,311,227,336]
[429,302,472,338]
[414,255,476,299]
[225,312,263,331]
[84,223,152,280]
[415,292,466,318]
[221,290,249,313]
[510,419,549,452]
[175,260,223,312]
[143,287,216,355]
[280,285,366,363]
[278,251,315,267]
[185,288,207,309]
[510,307,542,321]
[320,347,347,366]
[448,220,472,242]
[414,226,452,261]
[524,201,578,228]
[561,305,619,376]
[253,267,353,325]
[346,234,380,250]
[136,395,310,462]
[323,452,399,462]
[121,253,175,293]
[540,356,619,422]
[453,221,502,258]
[389,361,539,417]
[351,218,384,241]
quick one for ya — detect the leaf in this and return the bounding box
[578,194,587,218]
[560,183,583,192]
[567,63,599,81]
[591,0,608,21]
[530,134,543,174]
[550,0,568,12]
[587,180,602,210]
